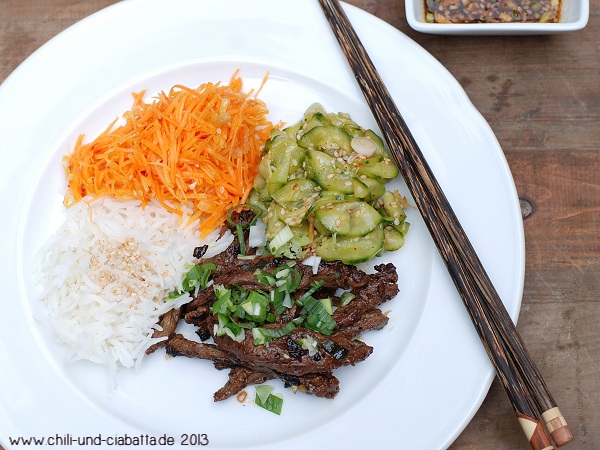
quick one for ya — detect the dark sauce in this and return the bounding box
[425,0,561,23]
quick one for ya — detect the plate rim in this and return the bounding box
[0,1,525,449]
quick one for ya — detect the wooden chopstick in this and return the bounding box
[318,1,570,446]
[317,0,573,448]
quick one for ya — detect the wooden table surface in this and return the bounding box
[1,1,598,449]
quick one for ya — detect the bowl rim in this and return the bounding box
[405,0,589,34]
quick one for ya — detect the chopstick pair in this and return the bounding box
[317,1,573,449]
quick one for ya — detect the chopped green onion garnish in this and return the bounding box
[255,384,273,403]
[226,203,264,256]
[239,290,270,322]
[275,267,289,279]
[279,267,301,294]
[209,262,338,345]
[282,292,293,308]
[339,291,355,307]
[319,298,333,315]
[252,328,269,346]
[301,296,337,335]
[255,270,276,286]
[297,280,325,305]
[269,225,294,254]
[272,290,286,315]
[253,322,296,345]
[183,263,216,292]
[255,385,283,415]
[166,263,216,299]
[214,314,246,343]
[210,285,232,315]
[297,336,320,357]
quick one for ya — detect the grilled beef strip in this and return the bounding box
[214,366,275,402]
[335,308,390,340]
[166,333,340,400]
[146,308,182,355]
[332,263,398,328]
[211,325,373,376]
[166,333,232,363]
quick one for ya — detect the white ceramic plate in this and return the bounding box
[406,0,589,35]
[0,1,525,449]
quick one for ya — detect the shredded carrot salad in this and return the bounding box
[64,73,274,235]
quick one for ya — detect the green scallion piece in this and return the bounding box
[302,296,337,335]
[259,322,296,338]
[239,290,270,322]
[210,285,232,315]
[268,225,294,254]
[255,386,283,415]
[272,290,287,315]
[226,203,264,256]
[182,263,217,292]
[255,270,276,286]
[255,384,273,403]
[339,291,355,307]
[166,263,216,299]
[296,280,325,305]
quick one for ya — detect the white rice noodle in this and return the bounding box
[33,197,233,376]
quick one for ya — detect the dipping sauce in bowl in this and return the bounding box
[425,0,561,23]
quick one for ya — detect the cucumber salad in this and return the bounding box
[248,104,410,264]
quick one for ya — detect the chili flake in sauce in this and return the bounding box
[425,0,561,23]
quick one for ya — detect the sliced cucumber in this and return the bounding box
[357,154,383,165]
[266,158,292,195]
[356,158,399,179]
[340,120,363,138]
[266,140,306,195]
[302,103,327,121]
[317,191,355,202]
[309,194,358,217]
[269,136,305,172]
[265,204,287,240]
[263,128,285,153]
[307,149,354,194]
[282,122,302,140]
[271,179,319,207]
[359,177,386,200]
[383,226,405,251]
[298,126,353,155]
[378,190,407,223]
[314,203,350,236]
[314,201,382,237]
[247,188,268,213]
[315,224,384,264]
[269,198,315,230]
[257,153,272,181]
[300,112,331,135]
[351,178,370,199]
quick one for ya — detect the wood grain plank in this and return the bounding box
[511,150,600,304]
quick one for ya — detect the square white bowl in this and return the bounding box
[405,0,589,34]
